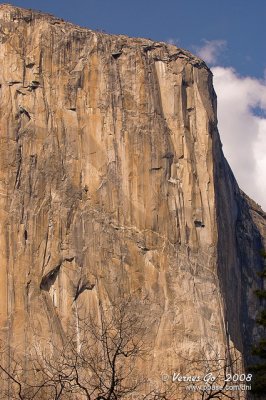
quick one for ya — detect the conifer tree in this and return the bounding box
[250,250,266,397]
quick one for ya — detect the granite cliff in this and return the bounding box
[0,4,265,399]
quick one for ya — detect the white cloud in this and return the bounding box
[212,66,266,210]
[196,40,226,64]
[167,38,179,46]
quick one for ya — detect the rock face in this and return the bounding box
[0,3,265,395]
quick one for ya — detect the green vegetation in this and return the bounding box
[250,250,266,397]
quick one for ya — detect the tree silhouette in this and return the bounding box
[0,298,159,399]
[0,299,249,400]
[249,250,266,398]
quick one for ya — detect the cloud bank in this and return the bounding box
[167,38,179,46]
[196,40,226,64]
[212,67,266,210]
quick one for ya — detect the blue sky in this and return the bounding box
[4,0,266,208]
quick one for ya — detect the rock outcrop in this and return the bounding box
[0,3,265,397]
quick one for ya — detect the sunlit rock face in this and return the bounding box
[0,3,265,391]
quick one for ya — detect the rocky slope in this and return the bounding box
[0,3,265,397]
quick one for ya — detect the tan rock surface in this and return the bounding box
[0,4,265,397]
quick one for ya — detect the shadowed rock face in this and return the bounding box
[0,2,265,386]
